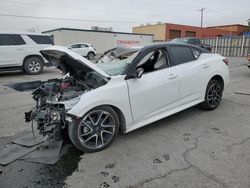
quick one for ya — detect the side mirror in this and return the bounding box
[136,68,144,78]
[124,68,144,80]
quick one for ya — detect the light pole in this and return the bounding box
[199,8,205,28]
[247,18,250,32]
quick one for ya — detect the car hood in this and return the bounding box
[40,46,110,78]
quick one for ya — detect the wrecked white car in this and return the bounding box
[26,44,229,152]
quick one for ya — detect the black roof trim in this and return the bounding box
[42,28,154,36]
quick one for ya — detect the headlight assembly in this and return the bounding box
[51,111,61,121]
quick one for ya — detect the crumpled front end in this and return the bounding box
[25,77,86,142]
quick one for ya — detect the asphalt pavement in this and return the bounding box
[0,57,249,188]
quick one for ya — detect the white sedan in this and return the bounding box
[68,43,97,60]
[26,43,229,152]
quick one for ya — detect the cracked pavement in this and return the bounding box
[0,57,250,188]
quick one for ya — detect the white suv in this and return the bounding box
[0,32,53,74]
[68,43,97,60]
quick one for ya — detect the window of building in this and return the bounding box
[185,31,196,37]
[169,30,181,39]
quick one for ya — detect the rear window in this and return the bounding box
[28,35,53,44]
[0,34,25,45]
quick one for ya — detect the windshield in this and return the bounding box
[96,51,139,76]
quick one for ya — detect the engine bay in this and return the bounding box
[25,71,107,143]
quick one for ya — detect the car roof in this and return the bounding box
[138,42,209,54]
[70,43,92,46]
[0,32,50,36]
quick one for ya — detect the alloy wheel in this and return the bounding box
[28,61,41,73]
[78,110,115,149]
[207,83,222,108]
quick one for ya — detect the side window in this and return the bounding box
[80,44,88,48]
[169,46,195,66]
[0,34,25,45]
[137,49,167,73]
[71,44,81,48]
[194,39,201,45]
[188,39,201,45]
[188,39,195,45]
[28,35,53,44]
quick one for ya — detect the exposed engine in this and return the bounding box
[25,72,106,142]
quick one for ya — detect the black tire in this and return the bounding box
[87,52,95,60]
[68,106,119,152]
[23,57,44,75]
[200,79,223,110]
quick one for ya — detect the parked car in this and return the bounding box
[68,43,97,60]
[96,46,142,64]
[247,54,250,69]
[25,43,229,152]
[171,37,212,51]
[0,32,53,74]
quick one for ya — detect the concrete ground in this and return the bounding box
[0,57,250,188]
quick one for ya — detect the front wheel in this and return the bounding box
[87,52,95,60]
[200,79,223,110]
[68,106,119,152]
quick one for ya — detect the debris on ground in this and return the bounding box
[12,130,44,147]
[0,131,70,166]
[0,143,36,165]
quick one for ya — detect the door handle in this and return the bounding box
[202,63,209,68]
[16,48,24,51]
[168,73,177,79]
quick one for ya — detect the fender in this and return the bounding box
[67,76,134,125]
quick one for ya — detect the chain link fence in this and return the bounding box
[201,36,250,57]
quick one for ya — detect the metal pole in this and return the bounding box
[241,36,245,57]
[215,37,219,53]
[199,8,205,28]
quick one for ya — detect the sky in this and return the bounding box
[0,0,249,33]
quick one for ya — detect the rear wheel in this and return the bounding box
[68,106,119,152]
[23,57,44,75]
[200,79,223,110]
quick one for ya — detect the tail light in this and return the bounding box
[223,59,229,65]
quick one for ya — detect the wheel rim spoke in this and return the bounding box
[96,111,103,125]
[82,133,97,144]
[102,130,113,135]
[29,61,40,72]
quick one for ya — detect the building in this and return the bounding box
[133,23,239,41]
[42,28,153,53]
[207,24,249,35]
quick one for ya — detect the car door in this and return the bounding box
[126,48,179,122]
[167,46,210,105]
[79,44,89,56]
[0,34,26,67]
[70,44,83,56]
